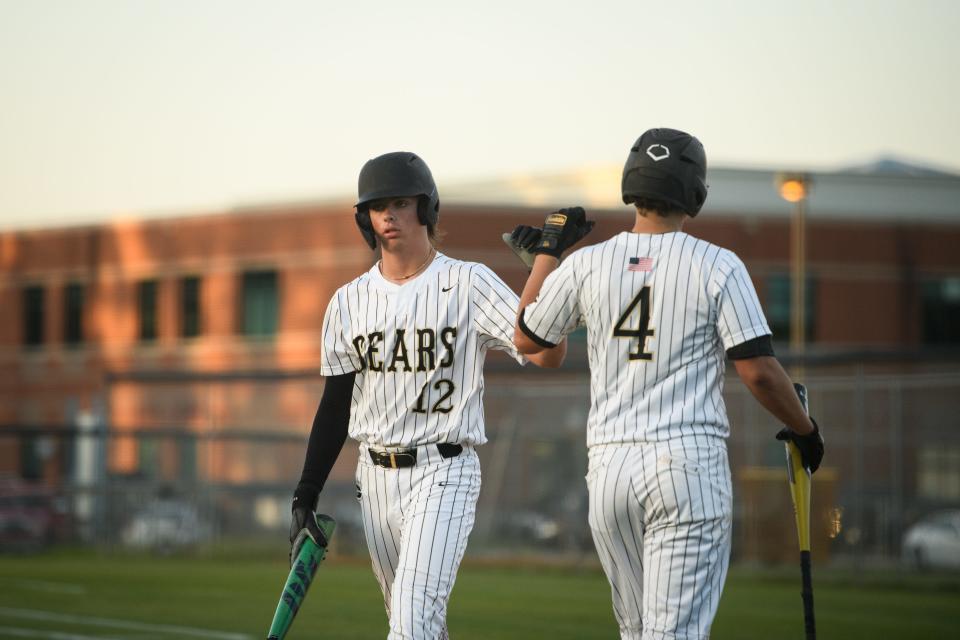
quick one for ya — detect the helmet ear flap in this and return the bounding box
[690,184,707,217]
[416,197,429,225]
[416,195,440,226]
[354,209,377,250]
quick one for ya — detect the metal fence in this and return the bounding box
[3,369,959,568]
[477,369,960,566]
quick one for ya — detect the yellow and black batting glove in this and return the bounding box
[532,207,595,259]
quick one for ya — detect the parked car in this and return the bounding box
[495,509,562,547]
[122,498,212,552]
[0,477,72,552]
[902,509,960,570]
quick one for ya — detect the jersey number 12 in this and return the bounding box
[412,379,456,414]
[613,286,655,361]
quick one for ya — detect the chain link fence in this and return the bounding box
[3,369,959,569]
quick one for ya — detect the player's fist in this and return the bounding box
[290,506,328,567]
[511,224,542,250]
[502,225,542,270]
[290,485,327,566]
[532,207,595,258]
[775,418,824,473]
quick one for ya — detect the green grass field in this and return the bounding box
[1,551,958,639]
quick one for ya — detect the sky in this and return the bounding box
[1,0,958,228]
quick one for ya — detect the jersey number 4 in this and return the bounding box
[412,379,456,414]
[613,286,655,361]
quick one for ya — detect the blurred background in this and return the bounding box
[2,0,959,600]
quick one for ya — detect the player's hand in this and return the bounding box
[290,507,328,567]
[502,225,542,270]
[290,486,327,566]
[532,207,595,258]
[776,418,824,473]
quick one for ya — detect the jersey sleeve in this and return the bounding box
[470,264,526,364]
[714,252,772,350]
[320,288,364,376]
[519,255,582,348]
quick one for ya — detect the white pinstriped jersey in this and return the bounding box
[523,231,770,446]
[320,252,524,449]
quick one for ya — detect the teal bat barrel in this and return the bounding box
[266,514,336,640]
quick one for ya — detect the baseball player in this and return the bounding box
[508,128,825,639]
[288,151,569,639]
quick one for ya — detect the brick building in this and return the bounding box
[2,163,959,497]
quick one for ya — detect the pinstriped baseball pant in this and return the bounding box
[356,444,481,640]
[586,439,732,640]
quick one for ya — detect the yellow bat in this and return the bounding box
[785,383,816,639]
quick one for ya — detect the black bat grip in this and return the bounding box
[800,550,816,639]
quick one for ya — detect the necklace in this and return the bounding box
[379,247,435,282]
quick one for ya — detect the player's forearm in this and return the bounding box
[525,338,566,367]
[297,372,355,500]
[514,255,560,353]
[518,254,560,308]
[734,357,814,435]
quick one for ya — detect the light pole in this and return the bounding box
[776,172,811,380]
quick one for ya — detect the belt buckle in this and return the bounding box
[377,450,415,468]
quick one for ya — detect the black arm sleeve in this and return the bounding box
[726,334,775,360]
[293,372,356,510]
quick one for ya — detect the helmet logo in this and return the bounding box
[646,144,670,162]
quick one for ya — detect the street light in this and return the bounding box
[775,172,812,379]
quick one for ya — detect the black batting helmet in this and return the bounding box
[354,152,440,249]
[621,128,707,217]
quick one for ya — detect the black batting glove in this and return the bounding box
[532,207,595,258]
[289,484,327,566]
[511,224,542,250]
[501,225,543,270]
[776,417,824,473]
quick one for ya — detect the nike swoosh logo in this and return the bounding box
[441,285,456,292]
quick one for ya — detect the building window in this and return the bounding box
[138,437,158,480]
[917,446,960,500]
[20,436,43,480]
[23,285,44,347]
[181,276,201,338]
[64,283,84,346]
[138,280,158,341]
[922,278,960,345]
[241,270,278,336]
[766,273,815,343]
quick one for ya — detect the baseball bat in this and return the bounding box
[266,514,336,640]
[784,382,816,639]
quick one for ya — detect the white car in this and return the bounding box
[902,510,960,570]
[122,499,212,552]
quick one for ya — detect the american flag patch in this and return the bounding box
[627,257,654,272]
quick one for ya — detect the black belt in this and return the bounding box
[368,443,463,469]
